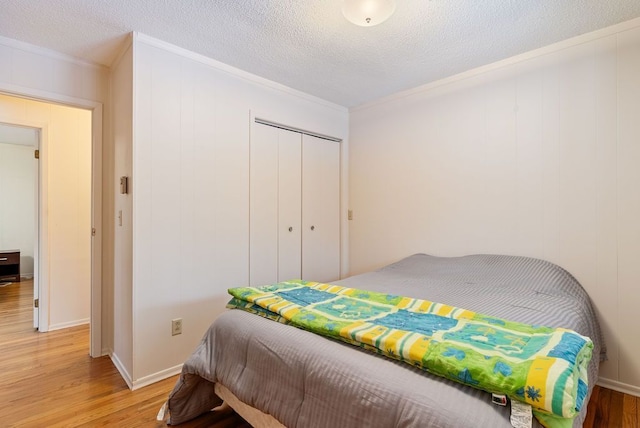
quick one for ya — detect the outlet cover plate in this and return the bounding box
[171,318,183,336]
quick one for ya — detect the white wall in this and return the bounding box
[0,94,92,330]
[110,42,134,382]
[0,142,35,275]
[0,36,108,103]
[349,20,640,394]
[125,34,349,386]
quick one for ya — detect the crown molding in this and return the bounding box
[133,32,348,113]
[352,16,640,112]
[0,35,109,72]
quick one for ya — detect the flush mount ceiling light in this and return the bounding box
[342,0,396,27]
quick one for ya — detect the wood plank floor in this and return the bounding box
[1,279,637,427]
[0,279,249,427]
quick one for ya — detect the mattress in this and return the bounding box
[167,254,605,427]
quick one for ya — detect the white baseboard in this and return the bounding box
[131,364,183,391]
[110,351,133,390]
[597,377,640,397]
[48,318,89,331]
[109,353,182,391]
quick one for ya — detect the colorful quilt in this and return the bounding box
[227,280,593,428]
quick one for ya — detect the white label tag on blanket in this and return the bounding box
[156,401,168,421]
[510,400,532,428]
[491,393,508,406]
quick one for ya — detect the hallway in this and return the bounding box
[0,278,35,342]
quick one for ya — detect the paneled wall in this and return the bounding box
[0,36,108,103]
[349,23,640,392]
[110,42,134,382]
[125,34,349,386]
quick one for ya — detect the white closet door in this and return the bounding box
[277,130,302,281]
[301,134,341,283]
[249,123,279,286]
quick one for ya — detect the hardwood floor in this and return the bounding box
[0,279,637,427]
[0,279,249,427]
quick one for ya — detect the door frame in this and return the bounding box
[33,127,40,329]
[0,85,103,358]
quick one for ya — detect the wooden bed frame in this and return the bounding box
[214,383,284,428]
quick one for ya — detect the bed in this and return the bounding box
[165,254,604,427]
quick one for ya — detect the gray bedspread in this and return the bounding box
[167,254,605,427]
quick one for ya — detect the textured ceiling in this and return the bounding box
[1,1,640,107]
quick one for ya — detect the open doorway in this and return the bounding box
[0,123,38,334]
[0,93,95,353]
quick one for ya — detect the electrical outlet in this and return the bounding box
[171,318,183,336]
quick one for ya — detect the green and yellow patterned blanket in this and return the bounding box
[227,280,593,428]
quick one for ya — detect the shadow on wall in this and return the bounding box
[21,255,33,276]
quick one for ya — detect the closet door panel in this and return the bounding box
[249,123,279,286]
[278,130,302,281]
[302,135,341,282]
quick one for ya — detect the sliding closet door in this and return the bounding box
[301,135,340,283]
[250,123,279,286]
[277,130,302,282]
[251,124,340,285]
[250,123,302,286]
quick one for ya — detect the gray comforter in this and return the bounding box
[167,254,605,427]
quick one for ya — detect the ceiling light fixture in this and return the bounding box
[342,0,396,27]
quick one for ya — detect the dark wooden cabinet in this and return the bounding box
[0,250,20,282]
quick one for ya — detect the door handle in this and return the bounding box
[289,227,293,232]
[310,225,315,231]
